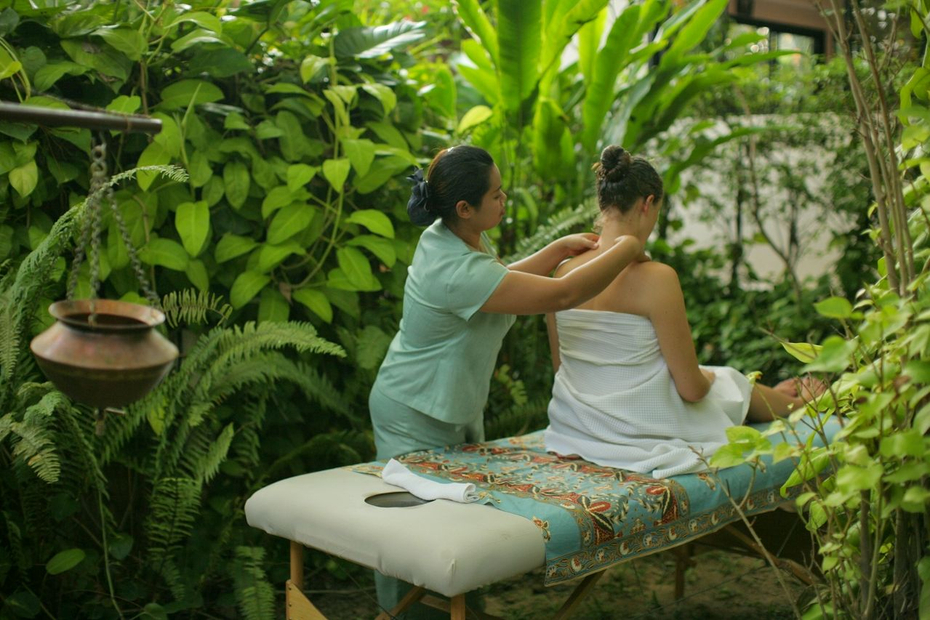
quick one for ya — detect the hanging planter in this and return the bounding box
[30,299,178,408]
[22,135,179,418]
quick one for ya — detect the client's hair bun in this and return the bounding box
[597,145,632,183]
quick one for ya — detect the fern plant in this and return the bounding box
[0,165,359,618]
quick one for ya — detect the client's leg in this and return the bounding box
[746,383,804,422]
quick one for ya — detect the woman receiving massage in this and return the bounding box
[544,145,823,479]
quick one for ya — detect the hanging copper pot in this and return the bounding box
[30,299,179,408]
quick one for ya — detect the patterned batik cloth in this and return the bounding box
[353,420,839,585]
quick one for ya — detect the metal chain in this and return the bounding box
[66,143,106,302]
[106,184,161,307]
[66,139,161,308]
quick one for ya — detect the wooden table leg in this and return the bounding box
[376,586,426,620]
[673,544,695,600]
[551,570,606,620]
[290,540,304,588]
[450,594,466,620]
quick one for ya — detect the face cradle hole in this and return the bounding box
[364,492,433,508]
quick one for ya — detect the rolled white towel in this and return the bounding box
[381,459,479,503]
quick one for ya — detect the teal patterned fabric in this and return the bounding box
[353,420,839,585]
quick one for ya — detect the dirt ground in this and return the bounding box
[303,548,808,619]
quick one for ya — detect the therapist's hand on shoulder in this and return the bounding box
[560,233,600,257]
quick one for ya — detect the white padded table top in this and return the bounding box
[244,467,545,597]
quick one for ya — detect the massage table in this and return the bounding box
[245,424,834,619]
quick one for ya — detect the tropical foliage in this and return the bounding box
[0,0,919,617]
[714,2,930,618]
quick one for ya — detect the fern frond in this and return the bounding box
[178,423,233,486]
[211,322,346,372]
[1,390,71,483]
[231,546,275,620]
[96,402,150,467]
[146,477,201,561]
[209,355,350,418]
[161,289,232,329]
[56,404,108,495]
[157,556,191,603]
[485,395,550,440]
[0,205,79,396]
[259,430,370,485]
[507,201,598,262]
[231,395,267,472]
[76,166,188,212]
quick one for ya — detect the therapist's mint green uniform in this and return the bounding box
[368,220,514,618]
[371,220,515,457]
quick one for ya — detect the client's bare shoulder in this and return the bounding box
[607,260,681,316]
[553,253,681,315]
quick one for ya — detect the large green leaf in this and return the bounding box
[457,105,494,135]
[532,97,571,180]
[540,0,609,76]
[258,288,289,323]
[337,246,377,290]
[354,155,410,194]
[167,11,223,33]
[185,259,209,291]
[140,238,189,271]
[286,164,318,192]
[300,55,328,83]
[257,242,302,272]
[46,549,85,575]
[189,48,251,78]
[497,0,542,114]
[348,235,396,267]
[361,84,397,116]
[33,61,87,91]
[577,9,607,87]
[136,141,172,191]
[293,288,333,323]
[224,161,250,209]
[636,71,739,145]
[229,271,270,308]
[152,113,182,157]
[61,39,130,83]
[342,139,375,177]
[157,79,224,111]
[457,63,498,106]
[581,4,642,152]
[344,209,393,238]
[215,234,258,263]
[452,0,499,66]
[171,29,225,53]
[93,27,146,61]
[660,0,727,67]
[333,21,426,59]
[322,158,350,192]
[267,203,315,245]
[9,159,37,198]
[175,201,210,257]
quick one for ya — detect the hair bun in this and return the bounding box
[406,168,436,226]
[597,145,632,183]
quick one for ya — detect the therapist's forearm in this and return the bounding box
[507,239,572,275]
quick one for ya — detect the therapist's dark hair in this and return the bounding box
[406,146,495,226]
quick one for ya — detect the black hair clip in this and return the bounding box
[407,168,431,213]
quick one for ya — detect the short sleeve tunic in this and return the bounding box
[374,221,515,424]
